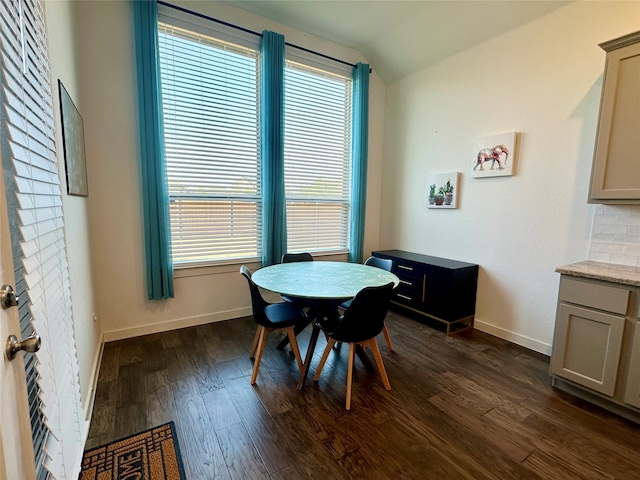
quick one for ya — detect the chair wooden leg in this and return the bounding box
[382,324,394,351]
[286,327,304,372]
[346,342,356,410]
[251,327,269,385]
[249,326,261,359]
[368,338,391,390]
[313,338,336,381]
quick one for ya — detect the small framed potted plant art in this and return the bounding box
[427,172,459,209]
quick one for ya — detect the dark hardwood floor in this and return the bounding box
[86,311,640,479]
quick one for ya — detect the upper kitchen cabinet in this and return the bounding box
[589,31,640,203]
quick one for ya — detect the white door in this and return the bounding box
[0,172,36,479]
[0,1,85,478]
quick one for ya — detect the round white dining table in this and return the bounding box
[251,261,399,388]
[251,261,399,300]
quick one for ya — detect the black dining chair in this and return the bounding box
[280,252,314,305]
[314,282,395,410]
[340,256,395,351]
[282,252,314,263]
[240,266,306,385]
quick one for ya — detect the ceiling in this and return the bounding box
[226,1,569,83]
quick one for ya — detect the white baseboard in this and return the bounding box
[103,307,252,342]
[80,332,104,453]
[82,334,104,421]
[474,319,552,356]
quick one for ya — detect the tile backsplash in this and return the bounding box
[589,205,640,266]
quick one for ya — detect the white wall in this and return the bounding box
[381,1,640,354]
[71,0,385,340]
[44,0,101,419]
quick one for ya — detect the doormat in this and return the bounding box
[80,422,185,480]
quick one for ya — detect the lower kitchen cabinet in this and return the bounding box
[624,323,640,408]
[551,266,640,423]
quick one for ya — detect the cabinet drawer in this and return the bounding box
[393,290,422,308]
[560,277,629,315]
[393,261,420,275]
[395,273,423,296]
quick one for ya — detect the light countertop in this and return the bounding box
[556,260,640,287]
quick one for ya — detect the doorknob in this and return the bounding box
[1,284,19,309]
[6,334,41,360]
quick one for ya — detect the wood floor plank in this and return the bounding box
[144,369,177,428]
[215,358,247,384]
[224,377,298,474]
[113,402,147,440]
[117,337,145,366]
[523,450,614,480]
[370,416,487,480]
[86,403,115,439]
[84,433,113,451]
[523,392,640,450]
[202,386,243,431]
[116,361,145,407]
[521,409,640,479]
[142,340,168,374]
[159,330,182,349]
[172,377,232,480]
[436,371,530,417]
[485,405,621,480]
[216,422,270,480]
[335,446,394,480]
[428,390,534,463]
[272,406,352,480]
[96,344,119,383]
[351,380,537,480]
[84,314,640,480]
[249,369,295,416]
[93,379,117,406]
[270,463,309,480]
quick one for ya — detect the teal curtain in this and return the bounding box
[349,63,370,264]
[260,31,287,266]
[133,0,174,299]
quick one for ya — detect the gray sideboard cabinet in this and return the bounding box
[589,30,640,203]
[551,266,640,423]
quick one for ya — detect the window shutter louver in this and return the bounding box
[158,22,262,266]
[284,61,352,254]
[0,0,84,478]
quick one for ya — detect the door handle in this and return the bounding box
[6,334,41,360]
[1,284,19,309]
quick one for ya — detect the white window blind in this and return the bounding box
[0,0,84,478]
[158,22,261,266]
[284,61,352,253]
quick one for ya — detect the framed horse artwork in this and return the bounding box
[471,132,518,178]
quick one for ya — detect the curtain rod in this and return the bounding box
[157,1,364,70]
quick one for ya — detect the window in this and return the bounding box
[284,61,352,253]
[158,17,353,266]
[158,22,261,266]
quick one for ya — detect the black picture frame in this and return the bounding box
[58,80,88,196]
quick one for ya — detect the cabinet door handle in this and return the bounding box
[398,265,413,271]
[399,280,412,286]
[397,293,412,301]
[422,274,427,303]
